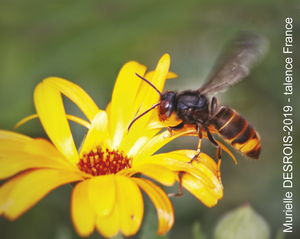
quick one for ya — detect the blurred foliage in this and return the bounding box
[193,222,206,239]
[0,0,299,239]
[214,204,270,239]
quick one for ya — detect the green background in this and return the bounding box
[0,0,299,238]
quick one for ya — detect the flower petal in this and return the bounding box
[23,138,75,166]
[132,178,174,235]
[137,54,171,114]
[71,180,96,237]
[34,81,79,163]
[136,152,218,189]
[100,102,113,150]
[137,151,223,207]
[123,54,171,149]
[181,173,223,208]
[87,175,116,217]
[167,150,218,177]
[13,114,39,130]
[115,175,144,237]
[0,138,78,180]
[133,123,236,164]
[118,164,177,186]
[122,113,181,156]
[110,62,147,149]
[95,202,120,238]
[14,114,91,130]
[0,129,32,144]
[0,169,83,220]
[80,110,108,157]
[133,126,196,162]
[44,77,99,121]
[123,128,161,156]
[128,70,177,127]
[143,70,178,82]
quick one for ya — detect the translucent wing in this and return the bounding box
[198,32,268,95]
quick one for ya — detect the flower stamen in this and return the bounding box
[77,147,132,176]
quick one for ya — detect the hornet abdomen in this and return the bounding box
[210,106,261,159]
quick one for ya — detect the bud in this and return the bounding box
[214,203,270,239]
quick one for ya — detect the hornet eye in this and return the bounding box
[158,100,171,121]
[160,100,170,114]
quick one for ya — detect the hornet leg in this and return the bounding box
[168,172,184,198]
[188,122,202,164]
[203,124,222,182]
[167,122,185,136]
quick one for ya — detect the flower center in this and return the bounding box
[77,146,132,176]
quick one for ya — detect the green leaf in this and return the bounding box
[214,203,270,239]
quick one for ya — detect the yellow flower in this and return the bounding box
[0,54,224,238]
